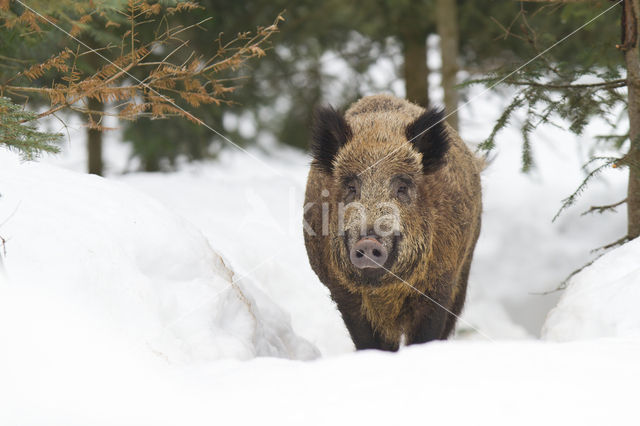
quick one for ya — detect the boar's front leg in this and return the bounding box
[330,286,399,351]
[340,308,397,351]
[405,296,449,345]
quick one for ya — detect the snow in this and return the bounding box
[460,96,628,335]
[0,154,318,363]
[114,148,355,355]
[1,298,639,426]
[0,70,637,424]
[543,237,640,341]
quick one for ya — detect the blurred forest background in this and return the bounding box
[1,0,638,240]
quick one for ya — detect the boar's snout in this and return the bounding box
[350,237,388,269]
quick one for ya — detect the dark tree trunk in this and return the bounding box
[87,95,103,176]
[436,0,460,131]
[85,45,104,176]
[402,33,429,108]
[624,0,640,239]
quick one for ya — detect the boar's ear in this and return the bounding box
[405,108,450,174]
[310,106,352,173]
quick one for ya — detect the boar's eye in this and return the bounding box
[392,175,413,203]
[343,178,360,202]
[396,185,410,202]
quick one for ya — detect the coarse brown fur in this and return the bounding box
[303,94,482,351]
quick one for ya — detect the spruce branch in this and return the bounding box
[595,133,629,149]
[553,157,621,222]
[521,118,535,172]
[0,97,61,159]
[499,78,627,90]
[478,93,525,153]
[581,198,627,216]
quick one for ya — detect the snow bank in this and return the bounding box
[1,316,639,426]
[118,148,356,355]
[0,151,318,363]
[542,237,640,341]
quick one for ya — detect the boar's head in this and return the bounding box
[310,105,450,287]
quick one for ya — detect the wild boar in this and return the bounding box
[303,94,482,351]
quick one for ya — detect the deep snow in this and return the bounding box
[1,77,638,424]
[2,300,639,426]
[2,125,638,424]
[0,155,317,362]
[543,237,640,341]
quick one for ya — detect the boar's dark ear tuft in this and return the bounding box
[405,108,450,174]
[310,106,352,173]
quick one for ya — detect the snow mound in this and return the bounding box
[542,237,640,341]
[0,152,318,362]
[118,149,356,356]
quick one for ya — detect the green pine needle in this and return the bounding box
[0,97,62,160]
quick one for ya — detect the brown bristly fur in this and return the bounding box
[304,94,482,351]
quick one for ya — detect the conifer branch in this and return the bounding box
[0,1,284,158]
[553,157,621,222]
[0,97,61,159]
[501,78,627,89]
[581,198,627,216]
[536,232,628,295]
[592,235,631,253]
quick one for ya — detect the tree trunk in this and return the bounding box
[85,43,104,176]
[87,95,103,175]
[402,33,429,108]
[436,0,460,131]
[624,0,640,239]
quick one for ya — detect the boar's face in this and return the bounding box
[310,106,449,287]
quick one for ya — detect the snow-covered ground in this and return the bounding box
[1,78,638,423]
[0,156,317,362]
[543,237,640,341]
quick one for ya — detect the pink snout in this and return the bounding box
[349,237,388,269]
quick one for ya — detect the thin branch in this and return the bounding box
[520,0,604,2]
[0,55,31,64]
[167,16,213,38]
[51,112,72,145]
[553,157,621,222]
[533,255,599,295]
[490,11,526,42]
[503,78,627,89]
[581,198,627,216]
[592,235,631,253]
[1,2,283,142]
[536,231,631,295]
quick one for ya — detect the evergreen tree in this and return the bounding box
[119,0,554,169]
[120,0,379,167]
[472,1,638,243]
[0,0,280,171]
[0,0,126,172]
[0,97,61,159]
